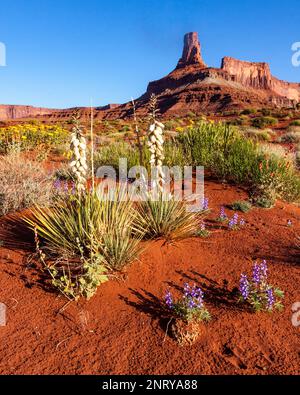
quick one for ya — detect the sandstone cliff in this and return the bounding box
[0,105,56,121]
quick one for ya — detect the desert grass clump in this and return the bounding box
[240,127,274,142]
[0,153,53,216]
[136,193,200,241]
[279,131,300,144]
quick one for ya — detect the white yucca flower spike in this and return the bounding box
[147,97,165,192]
[69,112,87,193]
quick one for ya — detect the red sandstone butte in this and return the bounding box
[1,32,300,121]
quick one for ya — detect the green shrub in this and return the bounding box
[93,141,149,171]
[241,108,257,115]
[289,120,300,126]
[251,117,278,129]
[175,122,300,203]
[230,200,252,212]
[261,108,272,116]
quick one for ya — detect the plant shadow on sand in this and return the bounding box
[119,270,249,336]
[119,288,172,334]
[169,270,247,311]
[0,213,57,295]
[0,212,35,251]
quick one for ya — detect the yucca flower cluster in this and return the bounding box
[164,283,211,322]
[69,115,88,193]
[239,261,284,312]
[147,120,165,192]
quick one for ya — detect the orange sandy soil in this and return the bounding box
[0,179,299,375]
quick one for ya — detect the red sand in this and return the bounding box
[0,179,299,375]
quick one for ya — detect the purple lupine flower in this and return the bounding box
[233,213,239,224]
[239,218,246,226]
[165,290,174,309]
[266,288,275,310]
[239,274,250,300]
[252,263,261,285]
[188,298,196,309]
[64,181,69,193]
[71,181,76,195]
[53,179,61,191]
[219,206,227,220]
[183,283,191,298]
[260,260,268,279]
[228,213,239,229]
[202,197,209,211]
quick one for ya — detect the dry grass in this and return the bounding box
[0,153,53,216]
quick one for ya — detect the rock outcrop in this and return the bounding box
[176,32,206,69]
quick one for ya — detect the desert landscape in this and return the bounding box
[0,3,300,378]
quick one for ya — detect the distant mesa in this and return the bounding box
[0,32,299,121]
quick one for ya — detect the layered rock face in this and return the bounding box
[0,105,55,121]
[221,57,300,102]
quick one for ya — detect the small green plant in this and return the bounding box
[230,200,252,213]
[195,223,210,237]
[34,227,108,300]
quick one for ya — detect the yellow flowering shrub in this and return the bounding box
[0,123,69,154]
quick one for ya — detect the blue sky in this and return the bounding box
[0,0,299,108]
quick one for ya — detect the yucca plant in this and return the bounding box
[95,190,145,270]
[136,193,201,241]
[23,190,145,299]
